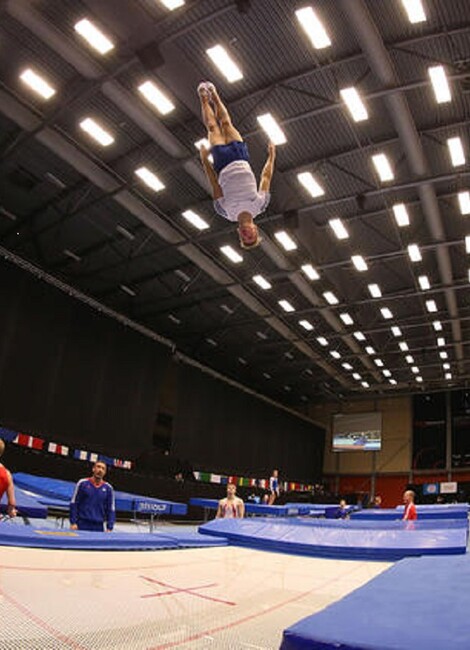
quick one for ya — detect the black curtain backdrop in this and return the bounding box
[173,364,325,482]
[0,260,171,455]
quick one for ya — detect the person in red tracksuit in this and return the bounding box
[0,439,17,518]
[403,489,417,521]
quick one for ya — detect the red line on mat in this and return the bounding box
[140,576,236,606]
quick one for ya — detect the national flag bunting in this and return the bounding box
[13,433,44,450]
[48,442,69,456]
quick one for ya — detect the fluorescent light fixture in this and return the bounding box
[393,203,410,227]
[372,153,394,182]
[220,245,243,263]
[20,68,56,99]
[297,172,324,197]
[159,0,185,9]
[418,275,430,290]
[257,113,287,145]
[342,363,353,371]
[206,338,217,347]
[447,137,466,167]
[295,6,331,49]
[79,118,114,146]
[361,381,370,388]
[168,314,181,324]
[340,87,368,122]
[399,342,409,351]
[466,235,470,253]
[182,209,209,230]
[445,372,452,380]
[468,268,470,282]
[433,320,443,331]
[275,230,297,251]
[443,363,450,370]
[353,373,362,380]
[329,218,349,240]
[365,346,376,355]
[391,326,402,337]
[390,379,397,385]
[299,319,314,331]
[416,376,423,383]
[238,357,247,365]
[284,385,292,392]
[354,331,366,341]
[63,249,81,262]
[279,299,295,312]
[120,284,136,297]
[206,44,243,82]
[411,366,420,374]
[408,243,422,262]
[458,191,470,215]
[426,299,438,313]
[352,255,368,272]
[401,0,426,23]
[135,167,165,192]
[375,359,384,367]
[116,225,135,240]
[437,337,445,347]
[253,274,272,290]
[175,269,191,282]
[323,291,339,305]
[263,373,271,380]
[330,351,341,359]
[284,352,294,360]
[220,304,234,314]
[340,313,354,325]
[380,307,393,319]
[428,66,451,103]
[440,351,448,359]
[301,264,320,280]
[138,80,175,115]
[74,19,114,54]
[368,284,382,298]
[316,336,328,346]
[257,331,268,340]
[383,369,392,377]
[406,355,414,364]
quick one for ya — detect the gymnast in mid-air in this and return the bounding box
[197,81,276,249]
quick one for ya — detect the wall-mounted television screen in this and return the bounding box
[332,412,382,451]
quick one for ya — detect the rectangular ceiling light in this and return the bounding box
[159,0,185,9]
[138,80,175,115]
[411,366,420,374]
[340,87,368,122]
[372,153,394,182]
[383,369,392,377]
[342,362,353,371]
[182,209,209,230]
[20,68,56,99]
[401,0,426,23]
[323,291,339,305]
[399,341,409,351]
[295,7,331,49]
[316,336,328,346]
[361,381,370,388]
[447,137,466,167]
[135,167,165,192]
[443,362,450,370]
[354,331,366,341]
[368,283,382,298]
[257,331,268,340]
[433,320,443,331]
[426,299,438,313]
[380,307,393,319]
[257,113,287,145]
[440,351,448,359]
[428,66,452,103]
[353,373,362,380]
[120,284,136,297]
[253,274,272,290]
[393,203,410,227]
[74,19,114,54]
[275,230,297,251]
[297,171,325,197]
[390,379,397,385]
[301,264,320,280]
[79,118,114,146]
[340,313,354,325]
[330,350,341,359]
[437,337,445,347]
[418,275,431,290]
[458,191,470,215]
[466,235,470,253]
[279,299,295,312]
[365,346,376,355]
[391,326,402,337]
[445,372,452,380]
[329,218,349,240]
[374,359,384,367]
[220,244,243,263]
[206,45,243,82]
[408,243,422,262]
[299,319,314,331]
[351,255,368,272]
[406,355,414,364]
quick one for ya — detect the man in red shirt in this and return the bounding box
[0,439,17,518]
[403,489,417,521]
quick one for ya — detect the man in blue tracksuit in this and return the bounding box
[70,461,115,532]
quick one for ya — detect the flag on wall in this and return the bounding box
[13,433,44,450]
[48,442,69,456]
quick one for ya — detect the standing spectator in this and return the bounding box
[216,483,245,519]
[70,461,115,532]
[0,440,16,518]
[268,469,280,505]
[402,490,417,521]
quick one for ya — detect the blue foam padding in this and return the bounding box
[199,517,468,560]
[281,554,470,650]
[396,504,470,512]
[13,473,187,516]
[190,498,220,509]
[353,508,468,520]
[0,523,226,550]
[190,498,324,517]
[0,487,47,519]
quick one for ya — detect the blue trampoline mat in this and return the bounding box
[281,554,470,650]
[190,498,326,517]
[1,487,47,519]
[199,517,468,560]
[353,508,468,520]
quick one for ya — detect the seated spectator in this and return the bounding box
[335,498,350,519]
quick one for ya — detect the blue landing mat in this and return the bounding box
[0,523,227,550]
[199,517,468,560]
[1,487,47,519]
[353,507,468,520]
[281,554,470,650]
[190,498,325,517]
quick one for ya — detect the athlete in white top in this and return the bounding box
[216,482,245,519]
[197,81,276,249]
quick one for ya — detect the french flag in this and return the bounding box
[48,442,69,456]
